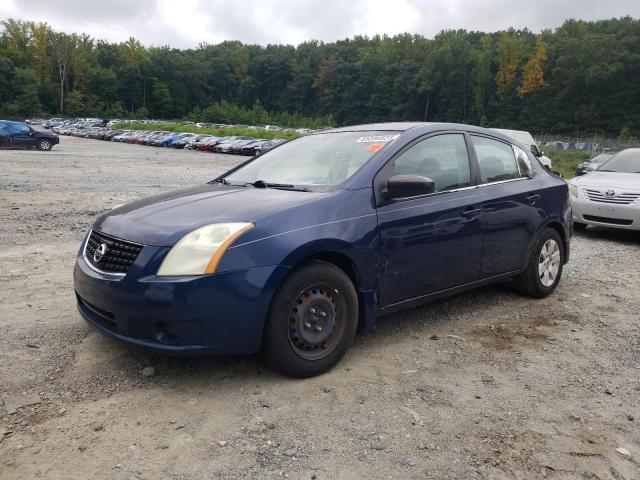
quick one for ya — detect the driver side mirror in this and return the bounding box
[385,175,435,199]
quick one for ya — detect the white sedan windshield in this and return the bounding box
[598,150,640,174]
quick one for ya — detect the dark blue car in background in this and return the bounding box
[0,120,59,150]
[74,123,571,377]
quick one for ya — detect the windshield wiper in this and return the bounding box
[247,179,310,191]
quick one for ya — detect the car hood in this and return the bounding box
[94,183,325,246]
[570,171,640,190]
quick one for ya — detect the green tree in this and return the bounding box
[151,79,172,118]
[7,68,42,118]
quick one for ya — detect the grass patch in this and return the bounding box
[544,147,592,179]
[112,122,301,141]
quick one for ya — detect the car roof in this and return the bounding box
[317,122,525,145]
[491,128,535,146]
[324,122,430,133]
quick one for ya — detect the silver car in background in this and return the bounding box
[569,148,640,231]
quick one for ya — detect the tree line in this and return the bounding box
[1,16,639,134]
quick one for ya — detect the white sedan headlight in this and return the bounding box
[568,183,579,198]
[157,223,254,276]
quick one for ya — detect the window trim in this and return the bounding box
[373,130,475,206]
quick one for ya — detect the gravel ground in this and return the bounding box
[1,135,639,480]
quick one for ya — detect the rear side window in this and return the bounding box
[471,136,520,183]
[10,123,30,135]
[393,134,471,192]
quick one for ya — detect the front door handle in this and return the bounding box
[526,193,541,205]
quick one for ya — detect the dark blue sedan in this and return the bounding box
[74,123,571,377]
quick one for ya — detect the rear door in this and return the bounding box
[469,134,541,277]
[376,132,484,307]
[0,122,10,147]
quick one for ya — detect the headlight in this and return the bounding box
[568,184,579,198]
[157,222,254,276]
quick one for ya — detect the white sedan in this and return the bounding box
[569,148,640,231]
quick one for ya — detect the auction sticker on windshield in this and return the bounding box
[356,134,399,143]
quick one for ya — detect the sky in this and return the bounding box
[1,0,639,47]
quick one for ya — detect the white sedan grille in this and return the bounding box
[584,189,640,205]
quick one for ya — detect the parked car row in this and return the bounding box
[104,119,314,134]
[51,121,287,156]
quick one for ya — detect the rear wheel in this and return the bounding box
[262,260,358,377]
[37,139,52,151]
[514,228,564,298]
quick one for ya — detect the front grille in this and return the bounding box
[85,230,143,274]
[583,215,633,226]
[584,188,640,205]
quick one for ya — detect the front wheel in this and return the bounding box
[37,139,52,151]
[514,228,565,298]
[262,260,358,378]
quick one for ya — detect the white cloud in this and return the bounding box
[1,0,639,47]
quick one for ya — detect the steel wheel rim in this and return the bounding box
[288,284,341,360]
[538,239,560,287]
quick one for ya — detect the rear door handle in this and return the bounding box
[461,208,482,217]
[526,193,541,205]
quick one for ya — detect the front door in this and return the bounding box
[376,133,484,307]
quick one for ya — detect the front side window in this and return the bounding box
[224,131,399,188]
[393,134,471,192]
[472,136,520,183]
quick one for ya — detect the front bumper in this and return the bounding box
[572,195,640,231]
[73,246,289,356]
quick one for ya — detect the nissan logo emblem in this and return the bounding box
[93,243,108,263]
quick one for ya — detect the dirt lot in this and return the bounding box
[1,135,639,480]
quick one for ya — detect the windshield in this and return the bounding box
[224,131,399,188]
[597,149,640,173]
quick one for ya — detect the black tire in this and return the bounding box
[37,139,52,151]
[514,227,565,298]
[262,260,358,378]
[573,222,587,231]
